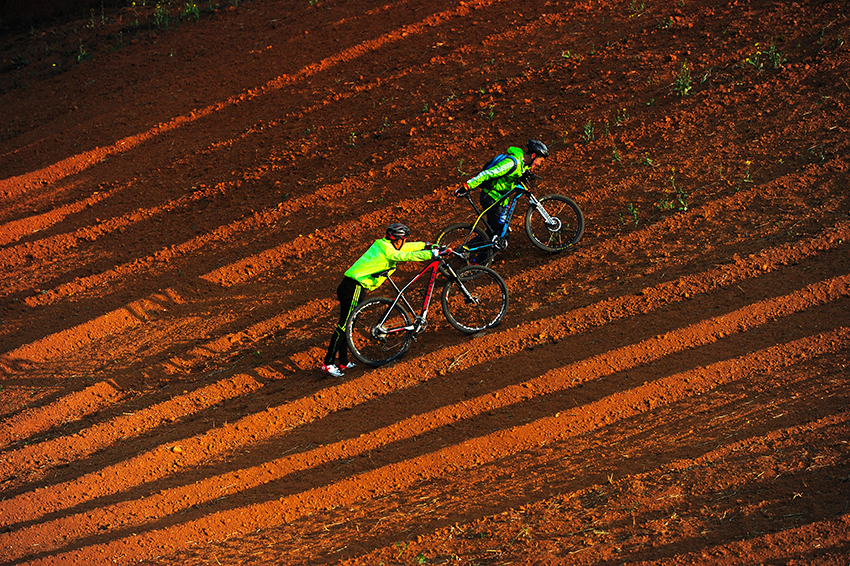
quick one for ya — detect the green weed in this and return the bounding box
[347,131,357,147]
[744,41,786,71]
[734,160,754,192]
[672,61,692,96]
[11,54,30,69]
[620,203,640,226]
[76,41,92,62]
[581,119,595,143]
[183,1,200,21]
[614,107,629,126]
[457,159,467,176]
[656,166,688,211]
[154,1,172,29]
[612,146,621,163]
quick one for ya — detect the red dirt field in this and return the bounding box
[1,0,849,564]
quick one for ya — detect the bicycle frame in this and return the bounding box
[374,258,440,335]
[373,256,475,335]
[461,184,528,239]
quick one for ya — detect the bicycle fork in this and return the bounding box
[528,194,562,231]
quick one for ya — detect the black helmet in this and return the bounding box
[527,139,550,158]
[386,222,410,241]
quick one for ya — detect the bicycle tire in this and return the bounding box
[441,265,509,334]
[346,297,414,366]
[436,222,493,274]
[524,194,584,252]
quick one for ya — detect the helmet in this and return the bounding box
[527,139,550,158]
[386,222,410,241]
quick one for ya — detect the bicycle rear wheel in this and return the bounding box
[346,297,413,366]
[436,222,493,273]
[441,266,509,334]
[525,194,584,252]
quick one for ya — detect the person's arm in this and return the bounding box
[385,241,437,262]
[466,156,518,189]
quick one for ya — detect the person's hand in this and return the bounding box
[453,183,470,197]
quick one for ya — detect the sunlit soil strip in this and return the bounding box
[0,373,262,488]
[0,1,492,200]
[0,182,111,247]
[162,297,330,373]
[0,381,124,449]
[0,179,220,272]
[2,183,227,301]
[0,291,182,370]
[13,327,849,566]
[197,176,444,287]
[1,291,326,373]
[2,272,847,555]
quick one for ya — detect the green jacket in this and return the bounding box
[466,146,528,201]
[345,238,434,291]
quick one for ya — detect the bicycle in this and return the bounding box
[345,250,509,367]
[436,172,584,273]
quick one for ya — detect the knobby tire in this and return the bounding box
[346,297,413,366]
[441,265,509,334]
[525,194,584,252]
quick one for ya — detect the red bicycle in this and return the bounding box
[345,250,509,366]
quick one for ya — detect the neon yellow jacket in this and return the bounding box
[466,146,528,200]
[344,238,434,291]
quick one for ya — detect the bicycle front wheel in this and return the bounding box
[346,297,413,366]
[436,222,493,273]
[525,194,584,252]
[441,265,509,334]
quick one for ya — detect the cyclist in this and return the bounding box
[455,139,549,255]
[321,223,444,377]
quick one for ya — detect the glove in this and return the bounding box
[453,183,470,198]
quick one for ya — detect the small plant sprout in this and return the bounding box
[766,41,787,69]
[744,41,786,71]
[615,107,629,126]
[395,541,410,558]
[612,146,622,163]
[154,1,172,29]
[457,158,467,176]
[347,131,357,146]
[76,41,91,62]
[743,160,753,183]
[581,119,595,143]
[657,166,688,211]
[183,1,200,21]
[672,61,693,96]
[621,203,639,226]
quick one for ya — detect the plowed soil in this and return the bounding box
[1,0,849,564]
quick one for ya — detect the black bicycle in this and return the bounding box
[436,173,584,272]
[345,250,509,366]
